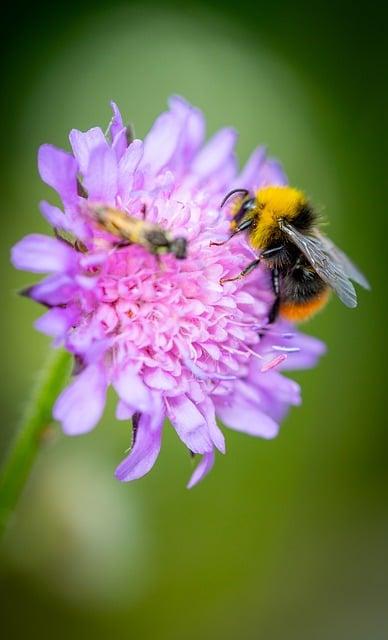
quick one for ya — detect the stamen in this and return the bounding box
[222,346,252,358]
[261,354,287,372]
[259,327,295,339]
[183,357,237,381]
[243,345,264,359]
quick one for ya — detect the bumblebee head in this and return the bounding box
[232,196,257,232]
[221,189,256,233]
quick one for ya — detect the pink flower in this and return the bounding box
[11,97,325,487]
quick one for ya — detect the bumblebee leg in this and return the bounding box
[220,245,284,285]
[268,268,280,324]
[220,258,261,284]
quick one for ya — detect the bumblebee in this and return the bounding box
[213,186,369,323]
[89,205,187,259]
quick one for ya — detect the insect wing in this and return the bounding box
[314,231,370,290]
[279,220,357,308]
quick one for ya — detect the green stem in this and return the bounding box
[0,349,71,536]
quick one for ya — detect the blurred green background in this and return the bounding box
[1,0,387,638]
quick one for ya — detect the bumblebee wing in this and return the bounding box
[279,220,357,308]
[314,231,370,290]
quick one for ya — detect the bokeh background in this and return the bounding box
[1,0,387,638]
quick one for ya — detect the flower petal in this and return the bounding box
[232,146,267,190]
[23,274,76,306]
[112,364,152,412]
[69,127,107,175]
[109,101,124,141]
[139,111,183,174]
[40,201,90,241]
[167,395,213,454]
[205,155,238,194]
[40,201,69,230]
[116,400,133,420]
[83,144,118,203]
[168,95,205,165]
[118,139,144,200]
[119,139,143,176]
[38,144,78,206]
[143,368,176,390]
[11,234,76,273]
[34,306,79,339]
[252,371,301,409]
[187,450,215,489]
[191,128,237,180]
[216,393,280,439]
[115,412,164,482]
[112,127,129,160]
[197,397,225,453]
[257,157,288,187]
[280,332,326,370]
[53,364,107,435]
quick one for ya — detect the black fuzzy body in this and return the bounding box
[260,203,327,314]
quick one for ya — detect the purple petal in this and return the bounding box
[118,139,143,200]
[168,95,205,161]
[53,364,107,435]
[232,146,267,190]
[112,364,152,412]
[112,127,128,160]
[191,128,237,180]
[139,111,183,174]
[253,371,301,407]
[39,201,90,240]
[115,412,164,482]
[280,332,326,370]
[197,397,225,453]
[116,400,133,420]
[11,234,76,273]
[242,369,301,423]
[143,368,176,390]
[187,450,215,489]
[38,144,78,206]
[167,395,213,454]
[205,156,238,194]
[69,127,107,175]
[67,322,110,360]
[119,139,143,175]
[257,157,288,187]
[24,274,76,306]
[34,306,79,339]
[216,392,280,439]
[83,144,118,203]
[40,201,69,230]
[109,101,124,140]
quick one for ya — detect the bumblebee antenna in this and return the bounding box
[220,188,249,208]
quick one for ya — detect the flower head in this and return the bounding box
[11,97,325,487]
